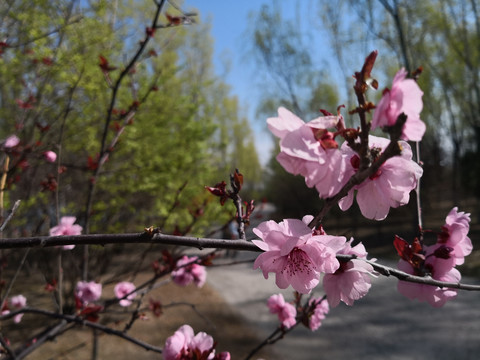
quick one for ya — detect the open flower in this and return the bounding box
[49,216,83,250]
[323,240,375,307]
[10,295,27,323]
[372,68,425,141]
[267,293,297,329]
[397,251,460,308]
[339,135,423,220]
[267,107,347,198]
[395,233,459,307]
[163,324,230,360]
[164,324,195,360]
[438,207,472,265]
[114,281,137,307]
[76,281,102,304]
[171,256,206,287]
[253,216,345,294]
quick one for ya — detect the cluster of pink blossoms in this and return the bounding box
[267,107,346,199]
[307,296,329,331]
[396,207,473,307]
[171,256,207,287]
[267,293,297,329]
[267,293,330,331]
[338,136,423,220]
[323,239,376,308]
[253,216,375,307]
[1,295,27,323]
[163,324,230,360]
[267,68,425,220]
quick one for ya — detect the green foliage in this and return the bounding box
[0,1,261,236]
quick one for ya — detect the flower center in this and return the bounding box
[283,247,314,276]
[312,128,339,150]
[350,154,382,180]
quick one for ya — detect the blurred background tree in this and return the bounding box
[247,0,479,231]
[0,0,261,237]
[248,3,340,220]
[317,0,480,210]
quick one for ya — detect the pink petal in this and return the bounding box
[267,107,305,139]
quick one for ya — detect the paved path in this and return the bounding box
[207,253,480,360]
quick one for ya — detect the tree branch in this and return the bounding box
[0,232,478,291]
[1,309,163,356]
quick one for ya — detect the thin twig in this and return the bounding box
[10,321,70,360]
[82,0,168,281]
[2,309,163,355]
[163,301,216,329]
[245,322,299,360]
[0,248,30,310]
[0,200,21,232]
[0,331,16,359]
[0,156,9,220]
[7,17,84,49]
[308,114,405,228]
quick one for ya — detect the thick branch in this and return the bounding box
[0,233,479,291]
[0,233,261,251]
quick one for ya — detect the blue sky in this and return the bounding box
[184,0,325,165]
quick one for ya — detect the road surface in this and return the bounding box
[207,253,480,360]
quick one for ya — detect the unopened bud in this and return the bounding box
[433,245,453,259]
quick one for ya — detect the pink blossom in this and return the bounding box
[308,297,329,331]
[171,256,206,288]
[164,324,229,360]
[323,240,375,307]
[253,216,345,294]
[397,256,459,308]
[372,68,425,141]
[267,107,347,198]
[10,295,26,308]
[43,150,57,163]
[76,281,102,304]
[338,135,423,220]
[3,135,20,148]
[10,295,27,323]
[49,216,83,250]
[164,324,194,360]
[114,281,137,307]
[189,331,214,354]
[216,352,231,360]
[438,207,472,265]
[267,294,297,329]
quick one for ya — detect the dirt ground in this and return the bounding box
[2,269,276,360]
